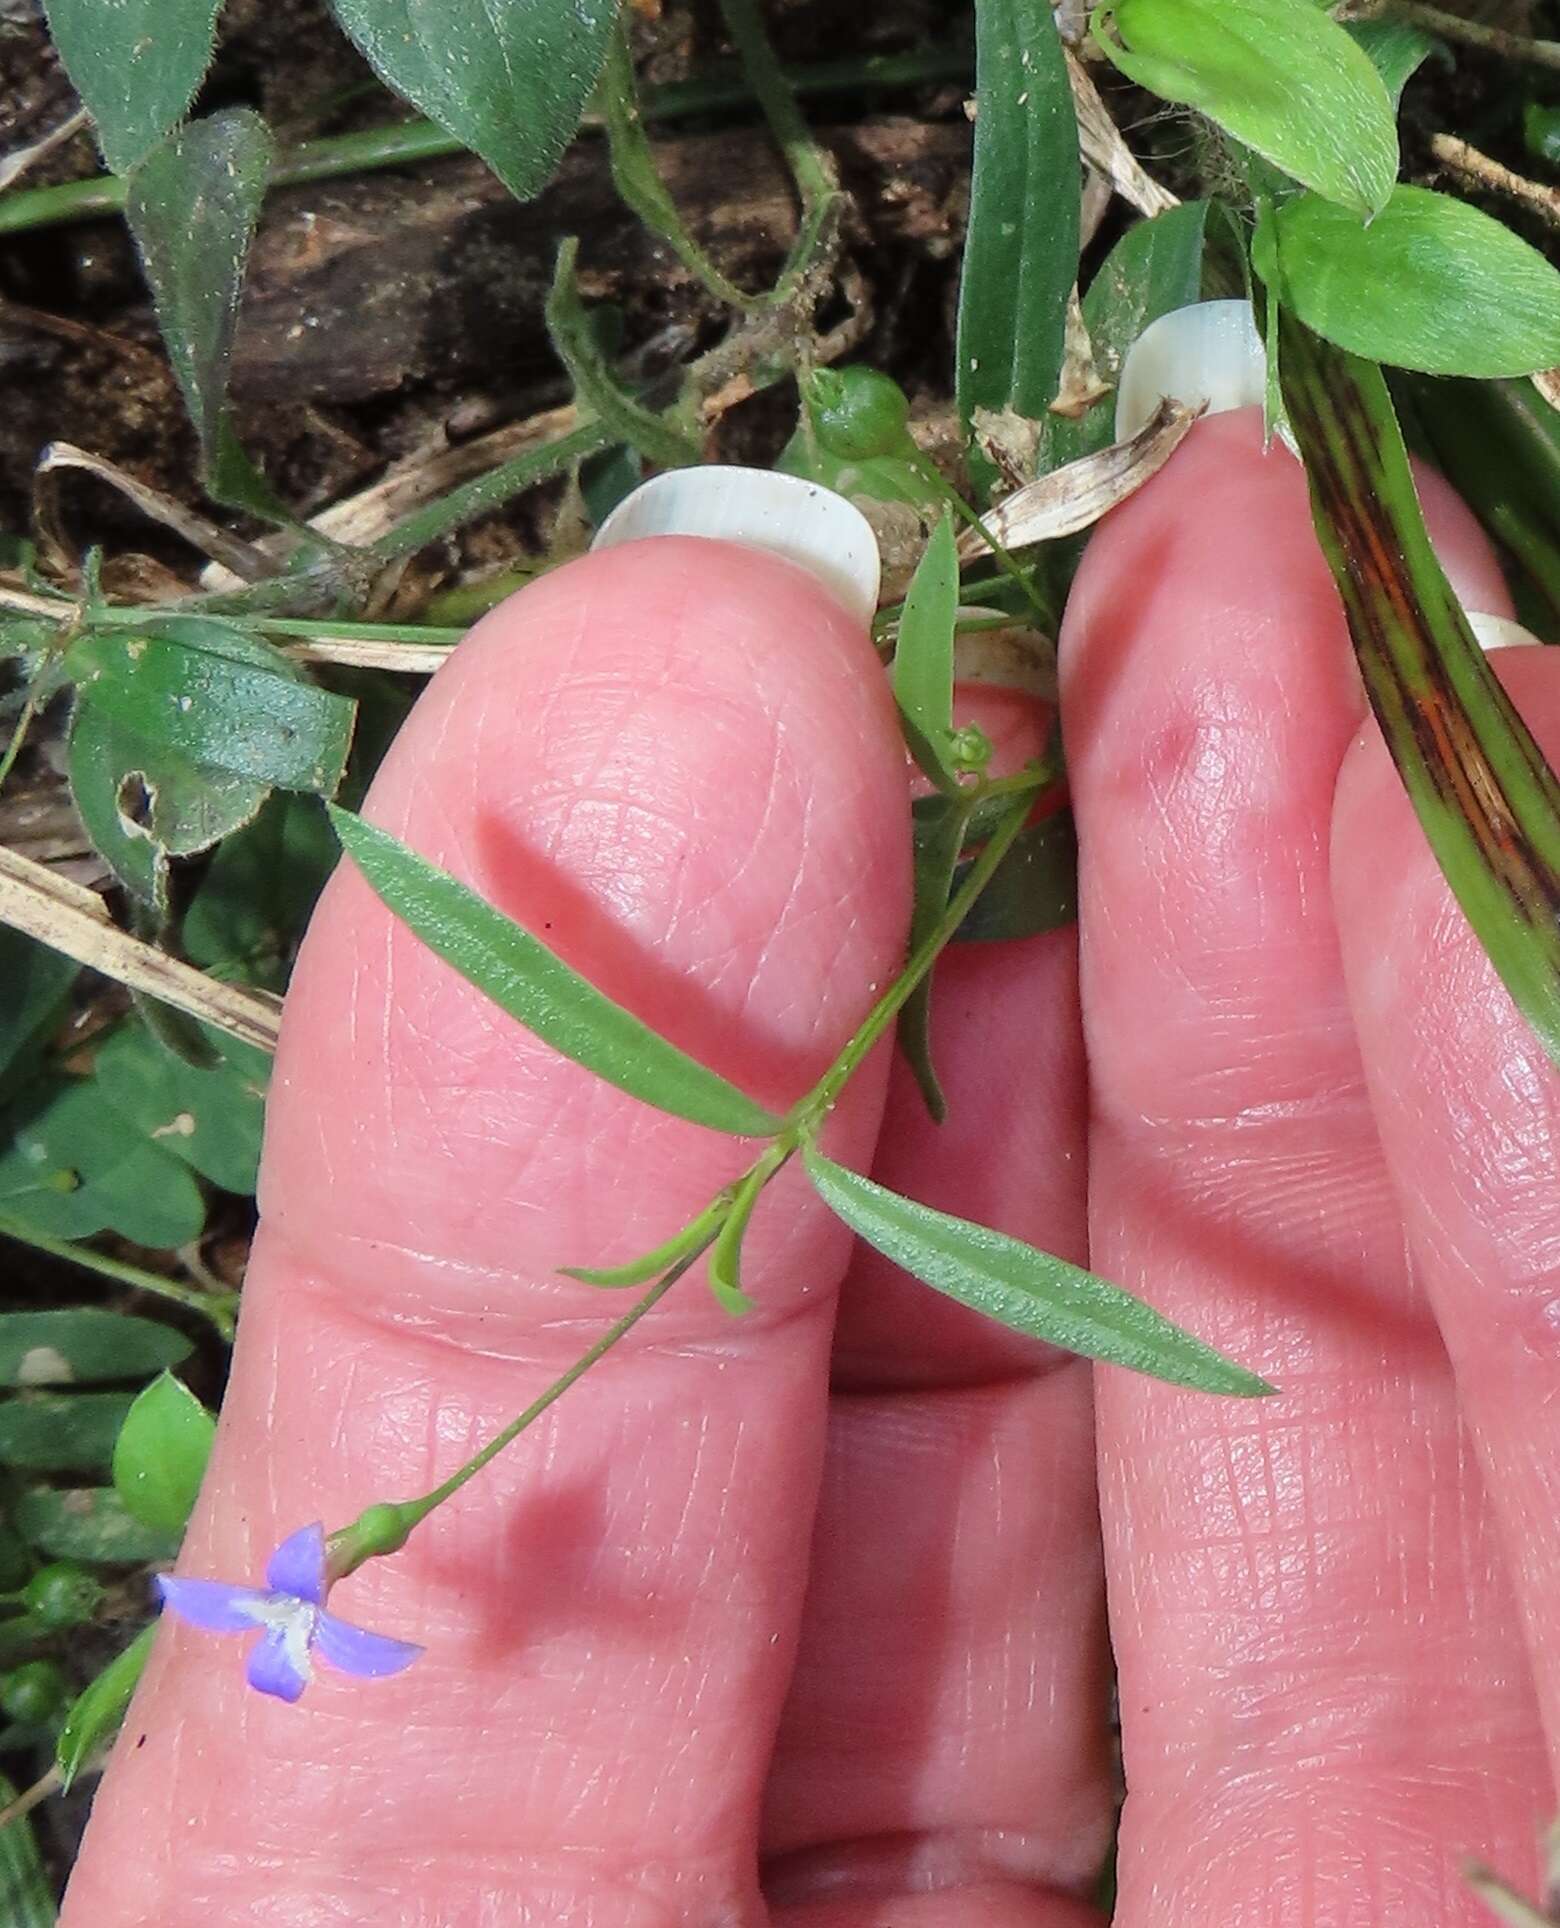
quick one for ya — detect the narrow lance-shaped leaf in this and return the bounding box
[329,0,616,201]
[1266,186,1560,380]
[57,1624,155,1791]
[42,0,222,174]
[893,514,960,788]
[956,0,1080,485]
[1092,0,1397,219]
[126,111,291,521]
[804,1146,1272,1395]
[329,806,783,1137]
[1279,316,1560,1069]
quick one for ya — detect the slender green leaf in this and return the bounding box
[805,1148,1270,1393]
[1280,318,1560,1068]
[112,1372,216,1535]
[42,0,222,174]
[329,805,783,1136]
[707,1168,762,1317]
[893,516,960,789]
[1092,0,1397,217]
[0,1769,55,1927]
[57,1624,155,1791]
[15,1488,180,1565]
[94,1021,264,1196]
[1041,200,1211,470]
[1267,185,1560,378]
[0,1311,191,1389]
[329,0,615,200]
[546,240,699,467]
[0,1076,207,1248]
[0,1392,135,1473]
[126,111,288,519]
[952,809,1077,941]
[956,0,1079,474]
[563,1198,727,1287]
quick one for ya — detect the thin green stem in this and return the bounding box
[714,0,841,216]
[0,1222,238,1341]
[0,677,45,794]
[905,452,1051,629]
[370,421,611,561]
[0,44,969,239]
[793,787,1035,1127]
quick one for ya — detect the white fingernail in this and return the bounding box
[591,466,881,628]
[1115,300,1266,444]
[1467,611,1543,653]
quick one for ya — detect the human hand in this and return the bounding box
[61,410,1560,1926]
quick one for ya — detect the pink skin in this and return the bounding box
[63,411,1559,1924]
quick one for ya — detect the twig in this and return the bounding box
[1431,132,1560,229]
[35,442,273,581]
[1345,0,1560,71]
[0,106,87,193]
[0,845,281,1054]
[1065,51,1179,217]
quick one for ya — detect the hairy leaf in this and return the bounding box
[330,806,784,1137]
[42,0,222,173]
[805,1148,1272,1394]
[956,0,1080,480]
[329,0,615,200]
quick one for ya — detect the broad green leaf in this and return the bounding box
[804,1147,1272,1395]
[0,1077,207,1248]
[126,111,289,520]
[893,516,960,789]
[70,622,356,795]
[0,929,77,1090]
[952,809,1077,941]
[0,1391,135,1472]
[1041,201,1211,470]
[15,1487,180,1565]
[1344,17,1432,105]
[57,1624,154,1791]
[0,1311,191,1389]
[1267,186,1560,378]
[546,241,699,467]
[94,1021,264,1196]
[329,806,784,1137]
[112,1372,216,1535]
[41,0,222,174]
[0,1769,55,1928]
[329,0,616,201]
[956,0,1079,480]
[1280,318,1560,1068]
[899,795,969,1121]
[1092,0,1397,217]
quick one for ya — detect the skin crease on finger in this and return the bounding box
[1333,651,1560,1781]
[1063,408,1552,1926]
[64,539,926,1928]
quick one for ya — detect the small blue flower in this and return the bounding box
[156,1523,423,1704]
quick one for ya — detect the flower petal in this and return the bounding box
[156,1574,270,1633]
[265,1522,327,1604]
[245,1626,310,1703]
[314,1609,423,1680]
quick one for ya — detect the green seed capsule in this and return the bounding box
[1,1658,68,1726]
[22,1562,105,1631]
[807,366,913,462]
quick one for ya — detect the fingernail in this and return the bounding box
[1115,300,1266,443]
[1467,611,1544,653]
[591,466,881,629]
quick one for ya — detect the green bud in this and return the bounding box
[949,725,994,774]
[22,1563,105,1632]
[1,1658,68,1726]
[807,366,913,462]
